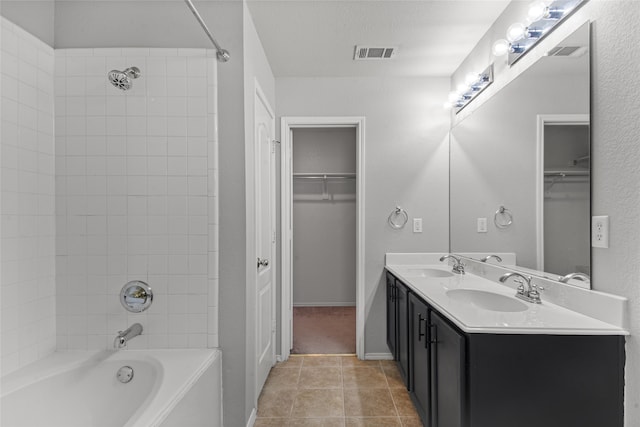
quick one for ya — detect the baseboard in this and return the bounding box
[246,408,256,427]
[293,302,356,307]
[364,352,394,360]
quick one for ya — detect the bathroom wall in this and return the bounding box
[450,1,640,425]
[0,17,56,375]
[54,48,218,350]
[292,127,357,306]
[277,76,451,356]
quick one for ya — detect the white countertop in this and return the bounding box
[386,263,628,336]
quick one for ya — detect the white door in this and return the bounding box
[255,86,276,394]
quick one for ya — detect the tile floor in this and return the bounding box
[292,307,356,354]
[255,355,423,426]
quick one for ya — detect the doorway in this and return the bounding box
[291,128,356,354]
[280,117,365,360]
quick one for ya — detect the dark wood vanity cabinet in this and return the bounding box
[386,272,397,359]
[430,310,466,427]
[409,293,465,427]
[386,272,410,389]
[387,271,625,427]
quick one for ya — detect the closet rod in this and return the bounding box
[293,173,356,179]
[544,170,590,177]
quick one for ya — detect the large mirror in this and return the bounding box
[450,22,591,287]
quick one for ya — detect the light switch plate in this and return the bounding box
[592,215,609,248]
[477,218,488,233]
[413,218,423,233]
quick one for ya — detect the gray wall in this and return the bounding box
[451,1,640,425]
[277,76,450,356]
[292,128,356,306]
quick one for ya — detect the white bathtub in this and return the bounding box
[0,349,222,427]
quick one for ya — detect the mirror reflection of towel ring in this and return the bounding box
[388,206,409,229]
[494,206,513,229]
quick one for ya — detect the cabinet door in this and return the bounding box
[431,311,466,427]
[396,281,410,388]
[409,293,431,426]
[386,273,397,359]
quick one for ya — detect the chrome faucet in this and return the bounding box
[558,272,590,283]
[440,255,465,275]
[499,272,543,304]
[114,323,143,349]
[480,254,503,263]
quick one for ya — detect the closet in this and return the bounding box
[291,127,356,354]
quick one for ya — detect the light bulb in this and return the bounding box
[456,84,467,96]
[527,1,548,22]
[443,101,452,109]
[465,72,479,86]
[492,39,510,56]
[506,23,527,43]
[448,92,459,103]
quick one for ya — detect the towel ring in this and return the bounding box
[388,206,409,229]
[494,206,513,229]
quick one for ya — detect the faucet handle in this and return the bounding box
[513,279,525,294]
[529,284,544,302]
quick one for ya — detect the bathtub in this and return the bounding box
[0,349,221,427]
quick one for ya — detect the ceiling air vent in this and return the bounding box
[354,46,397,60]
[546,46,587,57]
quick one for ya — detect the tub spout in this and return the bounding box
[114,323,143,349]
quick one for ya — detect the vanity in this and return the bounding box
[385,253,626,427]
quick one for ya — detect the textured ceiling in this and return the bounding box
[246,0,511,77]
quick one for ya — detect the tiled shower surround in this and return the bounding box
[1,18,56,374]
[54,48,219,350]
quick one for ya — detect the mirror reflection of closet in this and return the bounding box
[542,122,590,277]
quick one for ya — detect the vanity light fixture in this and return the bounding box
[492,0,588,65]
[444,64,494,113]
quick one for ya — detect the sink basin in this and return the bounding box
[446,289,528,312]
[402,268,454,278]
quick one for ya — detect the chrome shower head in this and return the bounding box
[108,66,141,91]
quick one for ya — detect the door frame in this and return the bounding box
[535,113,589,272]
[280,116,366,360]
[254,80,276,396]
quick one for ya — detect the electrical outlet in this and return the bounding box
[477,218,488,233]
[413,218,423,233]
[592,215,609,248]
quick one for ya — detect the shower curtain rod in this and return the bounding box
[183,0,230,62]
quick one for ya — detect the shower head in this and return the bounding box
[108,66,141,91]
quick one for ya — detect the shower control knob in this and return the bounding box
[257,258,269,268]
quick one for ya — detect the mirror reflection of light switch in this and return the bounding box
[477,218,488,233]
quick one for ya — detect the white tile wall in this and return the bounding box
[54,48,218,350]
[1,17,56,375]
